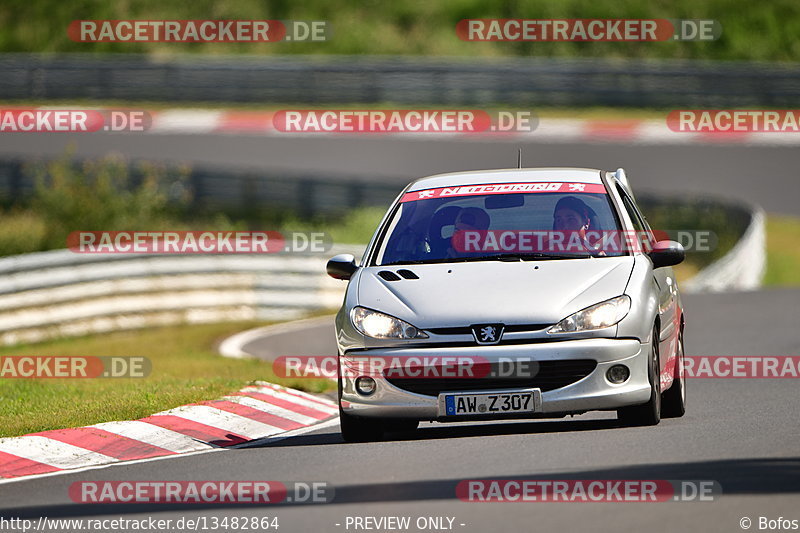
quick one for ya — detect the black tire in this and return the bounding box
[661,327,687,418]
[618,326,662,426]
[384,419,419,434]
[339,407,385,443]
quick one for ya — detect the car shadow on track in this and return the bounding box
[5,457,799,518]
[253,415,626,448]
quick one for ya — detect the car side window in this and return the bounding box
[616,185,655,251]
[628,195,655,237]
[632,200,656,244]
[616,186,643,230]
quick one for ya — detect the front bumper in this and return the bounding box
[340,338,651,420]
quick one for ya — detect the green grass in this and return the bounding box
[0,320,336,438]
[764,214,800,286]
[279,206,386,247]
[1,0,800,61]
[0,209,48,256]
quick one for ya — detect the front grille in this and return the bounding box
[427,324,550,335]
[384,360,597,397]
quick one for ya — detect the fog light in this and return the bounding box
[606,365,630,384]
[355,376,376,396]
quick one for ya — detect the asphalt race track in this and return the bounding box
[1,134,798,532]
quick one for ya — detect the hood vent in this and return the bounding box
[378,270,401,281]
[378,270,419,281]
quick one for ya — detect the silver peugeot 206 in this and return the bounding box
[327,167,687,442]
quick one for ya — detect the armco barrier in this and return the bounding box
[0,245,366,346]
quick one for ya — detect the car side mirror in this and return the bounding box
[327,254,358,280]
[649,240,685,268]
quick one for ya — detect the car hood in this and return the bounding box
[356,257,634,327]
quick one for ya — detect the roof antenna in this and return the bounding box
[517,148,522,169]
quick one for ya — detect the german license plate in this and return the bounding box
[439,389,541,417]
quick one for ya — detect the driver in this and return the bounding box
[447,207,490,257]
[552,196,605,255]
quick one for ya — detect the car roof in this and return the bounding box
[406,167,605,192]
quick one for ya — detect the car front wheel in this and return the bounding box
[617,326,662,426]
[661,327,687,418]
[339,407,385,443]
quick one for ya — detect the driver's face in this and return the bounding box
[454,212,479,231]
[554,208,586,231]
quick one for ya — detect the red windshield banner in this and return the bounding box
[400,182,606,202]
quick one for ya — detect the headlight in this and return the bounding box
[351,307,428,339]
[547,295,631,334]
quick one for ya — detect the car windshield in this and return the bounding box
[373,181,628,266]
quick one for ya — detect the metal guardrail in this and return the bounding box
[3,54,800,107]
[0,245,366,346]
